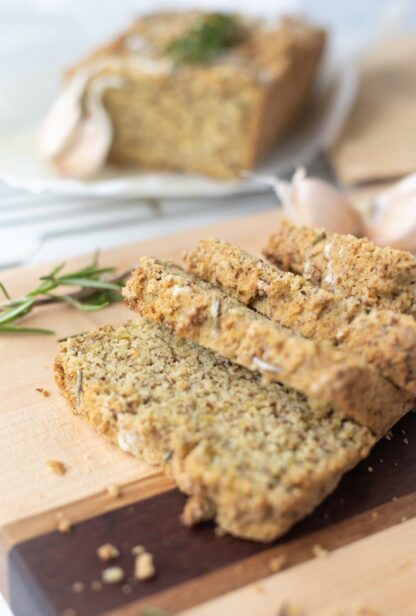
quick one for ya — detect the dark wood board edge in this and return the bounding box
[7,412,416,616]
[105,493,416,616]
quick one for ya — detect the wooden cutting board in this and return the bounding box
[0,210,415,616]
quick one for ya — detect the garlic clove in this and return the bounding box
[246,168,363,235]
[293,177,363,235]
[53,114,112,179]
[365,192,416,252]
[37,69,92,161]
[372,173,416,222]
[51,75,124,179]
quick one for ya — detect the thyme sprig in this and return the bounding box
[0,253,132,335]
[164,13,241,65]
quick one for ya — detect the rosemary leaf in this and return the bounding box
[0,282,11,300]
[0,324,54,335]
[58,294,111,312]
[52,277,121,291]
[0,298,34,325]
[165,13,241,65]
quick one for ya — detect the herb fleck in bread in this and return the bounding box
[55,319,375,542]
[184,238,416,395]
[123,257,412,435]
[67,11,325,179]
[263,220,416,315]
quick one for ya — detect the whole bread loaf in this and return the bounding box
[67,11,325,178]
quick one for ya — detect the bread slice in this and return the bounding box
[67,11,325,179]
[123,257,412,435]
[263,220,416,315]
[55,319,375,542]
[184,238,416,395]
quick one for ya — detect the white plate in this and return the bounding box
[0,51,357,199]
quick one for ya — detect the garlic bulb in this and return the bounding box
[365,173,416,252]
[38,71,124,179]
[246,168,363,235]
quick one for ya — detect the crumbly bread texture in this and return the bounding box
[123,258,412,435]
[263,220,416,315]
[55,319,375,542]
[184,238,416,395]
[68,11,325,179]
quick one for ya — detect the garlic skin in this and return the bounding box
[246,168,363,235]
[38,71,124,179]
[365,175,416,252]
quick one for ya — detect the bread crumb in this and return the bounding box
[312,544,329,558]
[36,387,50,397]
[46,459,67,475]
[106,484,121,498]
[403,437,409,444]
[371,511,379,519]
[401,516,408,523]
[277,602,303,616]
[134,552,155,581]
[71,582,84,593]
[102,566,124,584]
[91,580,102,591]
[131,544,145,555]
[385,431,393,441]
[368,466,373,473]
[268,554,287,573]
[57,517,72,533]
[97,543,120,561]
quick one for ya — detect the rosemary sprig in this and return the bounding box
[0,253,132,335]
[164,13,241,65]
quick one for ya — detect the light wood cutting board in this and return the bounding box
[0,210,415,616]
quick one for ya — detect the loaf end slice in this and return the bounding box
[184,238,416,395]
[55,319,375,542]
[263,220,416,315]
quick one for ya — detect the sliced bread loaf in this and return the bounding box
[123,257,412,435]
[184,238,416,395]
[55,319,374,542]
